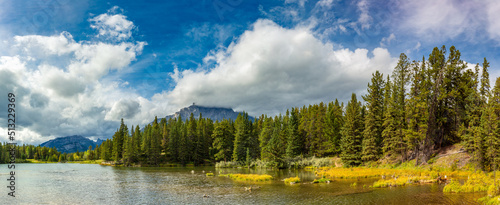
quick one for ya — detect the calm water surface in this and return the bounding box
[0,164,484,204]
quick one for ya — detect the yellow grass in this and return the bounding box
[284,177,301,184]
[219,174,273,182]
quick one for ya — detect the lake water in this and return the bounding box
[0,164,484,204]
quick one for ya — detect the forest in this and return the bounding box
[2,46,499,171]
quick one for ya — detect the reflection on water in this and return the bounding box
[0,164,483,204]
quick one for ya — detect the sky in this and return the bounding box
[1,0,499,145]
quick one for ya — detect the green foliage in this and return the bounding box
[340,93,363,167]
[212,119,234,162]
[362,71,385,162]
[286,108,303,158]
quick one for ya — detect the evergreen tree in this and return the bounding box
[150,116,161,165]
[232,112,252,162]
[259,116,273,161]
[340,93,363,166]
[392,53,410,161]
[267,115,286,168]
[112,119,126,161]
[212,119,234,162]
[382,75,398,156]
[325,99,343,155]
[286,108,302,158]
[362,71,384,162]
[405,58,429,165]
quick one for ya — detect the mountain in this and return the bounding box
[164,104,254,122]
[40,135,104,154]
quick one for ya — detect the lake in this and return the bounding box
[0,164,484,204]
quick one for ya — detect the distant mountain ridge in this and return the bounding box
[164,104,254,122]
[40,135,104,154]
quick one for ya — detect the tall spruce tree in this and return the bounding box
[212,119,234,162]
[340,93,363,166]
[406,58,430,165]
[382,75,398,156]
[392,53,410,161]
[362,71,385,162]
[286,108,302,158]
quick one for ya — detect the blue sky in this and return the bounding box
[1,0,499,144]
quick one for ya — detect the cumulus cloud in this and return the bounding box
[163,19,396,116]
[0,7,151,145]
[106,99,141,120]
[89,6,135,41]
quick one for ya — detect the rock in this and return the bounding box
[163,105,255,122]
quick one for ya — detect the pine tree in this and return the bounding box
[232,112,252,162]
[340,93,363,166]
[382,75,398,156]
[112,119,126,161]
[178,119,189,165]
[150,116,161,165]
[485,77,500,170]
[259,116,273,161]
[405,58,429,165]
[392,53,410,161]
[362,71,384,162]
[286,108,302,158]
[325,99,344,155]
[212,119,234,162]
[268,115,286,168]
[480,58,491,101]
[187,113,201,165]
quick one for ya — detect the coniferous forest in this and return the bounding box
[4,46,499,171]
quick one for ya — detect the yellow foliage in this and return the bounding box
[219,174,273,182]
[284,177,301,184]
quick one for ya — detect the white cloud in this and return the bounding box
[89,6,135,41]
[316,0,334,8]
[396,0,500,43]
[164,19,396,116]
[486,0,500,41]
[285,0,308,7]
[380,33,395,47]
[0,8,154,145]
[357,0,371,29]
[14,32,79,56]
[105,99,141,120]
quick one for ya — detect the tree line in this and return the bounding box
[0,143,61,163]
[3,46,499,170]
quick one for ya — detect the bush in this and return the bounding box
[206,173,214,177]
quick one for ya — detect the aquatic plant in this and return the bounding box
[219,174,273,182]
[443,172,492,193]
[284,177,301,184]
